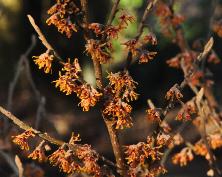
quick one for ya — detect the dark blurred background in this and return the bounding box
[1,0,222,176]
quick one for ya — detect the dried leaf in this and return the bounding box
[198,37,214,61]
[15,155,24,177]
[203,37,214,56]
[196,88,204,104]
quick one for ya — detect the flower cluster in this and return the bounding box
[125,136,167,177]
[49,144,100,176]
[28,140,48,162]
[54,58,81,95]
[165,84,183,101]
[89,12,135,39]
[123,34,157,64]
[33,50,54,73]
[176,101,196,121]
[46,0,79,38]
[172,147,194,166]
[194,142,210,160]
[103,98,133,129]
[172,133,222,168]
[103,71,138,129]
[146,108,161,123]
[76,84,103,111]
[166,50,217,87]
[209,133,222,149]
[85,39,111,64]
[54,58,102,111]
[12,129,35,150]
[12,132,101,176]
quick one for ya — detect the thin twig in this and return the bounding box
[27,15,63,62]
[196,96,221,177]
[125,0,158,69]
[4,35,37,134]
[107,0,121,26]
[0,106,116,169]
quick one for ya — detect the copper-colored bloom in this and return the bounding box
[12,129,35,151]
[76,84,102,111]
[33,51,54,73]
[139,51,157,64]
[107,71,138,101]
[85,39,111,64]
[172,147,194,166]
[125,136,163,168]
[103,99,133,129]
[165,84,183,101]
[123,39,138,56]
[194,142,210,160]
[46,0,78,38]
[54,58,81,95]
[28,141,47,162]
[146,108,161,123]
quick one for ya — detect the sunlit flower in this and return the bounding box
[209,134,222,149]
[107,71,138,101]
[194,142,210,160]
[76,84,102,111]
[172,147,194,166]
[103,98,133,129]
[125,136,163,168]
[146,108,161,123]
[28,140,47,162]
[33,51,54,73]
[46,0,78,38]
[53,58,81,95]
[12,129,35,150]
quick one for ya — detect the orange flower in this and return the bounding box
[28,141,47,162]
[54,58,81,95]
[118,12,135,28]
[107,71,138,101]
[105,25,121,39]
[12,129,35,150]
[69,133,81,145]
[146,108,161,123]
[139,51,157,64]
[54,72,77,95]
[76,84,102,111]
[125,136,163,168]
[123,39,138,56]
[85,39,111,64]
[143,34,158,45]
[165,84,183,101]
[103,98,133,129]
[33,51,54,73]
[172,147,194,166]
[194,142,210,160]
[209,134,222,149]
[46,0,78,38]
[88,23,104,36]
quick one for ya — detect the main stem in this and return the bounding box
[80,0,126,176]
